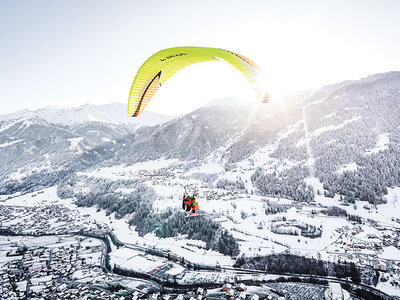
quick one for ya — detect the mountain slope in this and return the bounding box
[1,71,400,206]
[0,117,131,193]
[0,102,175,129]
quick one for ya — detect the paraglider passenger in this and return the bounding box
[183,190,198,216]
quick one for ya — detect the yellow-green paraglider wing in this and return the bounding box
[128,47,263,117]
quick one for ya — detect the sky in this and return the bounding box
[1,0,400,116]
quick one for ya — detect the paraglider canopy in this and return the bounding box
[128,46,267,117]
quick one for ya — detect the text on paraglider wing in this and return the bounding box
[160,53,187,61]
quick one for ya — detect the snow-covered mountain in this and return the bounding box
[0,102,175,128]
[1,71,400,207]
[0,116,134,192]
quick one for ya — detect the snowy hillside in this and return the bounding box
[2,71,400,205]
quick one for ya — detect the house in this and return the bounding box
[226,289,235,297]
[151,293,160,300]
[250,294,259,300]
[374,262,387,271]
[131,291,140,300]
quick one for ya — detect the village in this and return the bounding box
[0,199,288,299]
[0,183,399,300]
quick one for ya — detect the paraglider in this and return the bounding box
[182,186,199,217]
[128,46,268,117]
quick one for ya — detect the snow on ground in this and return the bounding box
[166,264,185,276]
[15,280,27,292]
[80,238,101,248]
[152,184,186,212]
[21,235,78,248]
[378,246,400,260]
[337,162,358,173]
[294,90,317,106]
[141,233,234,266]
[307,96,329,106]
[377,278,400,296]
[327,139,336,144]
[281,120,304,138]
[79,158,181,180]
[312,115,362,137]
[31,275,53,284]
[72,269,102,282]
[111,249,165,273]
[283,207,345,252]
[233,146,298,194]
[111,247,141,260]
[30,285,46,293]
[304,177,324,194]
[100,137,117,145]
[10,168,29,181]
[315,187,400,226]
[115,187,136,194]
[0,118,22,133]
[365,133,389,155]
[187,161,223,175]
[352,225,381,243]
[233,119,302,177]
[237,240,286,256]
[78,252,101,265]
[0,139,23,148]
[322,112,336,119]
[9,157,53,181]
[1,186,61,207]
[68,137,84,150]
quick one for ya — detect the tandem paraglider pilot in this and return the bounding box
[182,189,199,217]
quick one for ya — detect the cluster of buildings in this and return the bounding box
[142,284,285,300]
[333,224,390,255]
[0,204,108,236]
[335,225,362,235]
[268,282,334,300]
[0,236,106,299]
[221,283,284,300]
[0,204,78,235]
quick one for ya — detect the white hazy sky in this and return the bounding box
[1,0,400,116]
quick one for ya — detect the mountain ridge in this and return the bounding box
[0,102,175,128]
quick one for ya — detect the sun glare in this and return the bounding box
[145,61,258,115]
